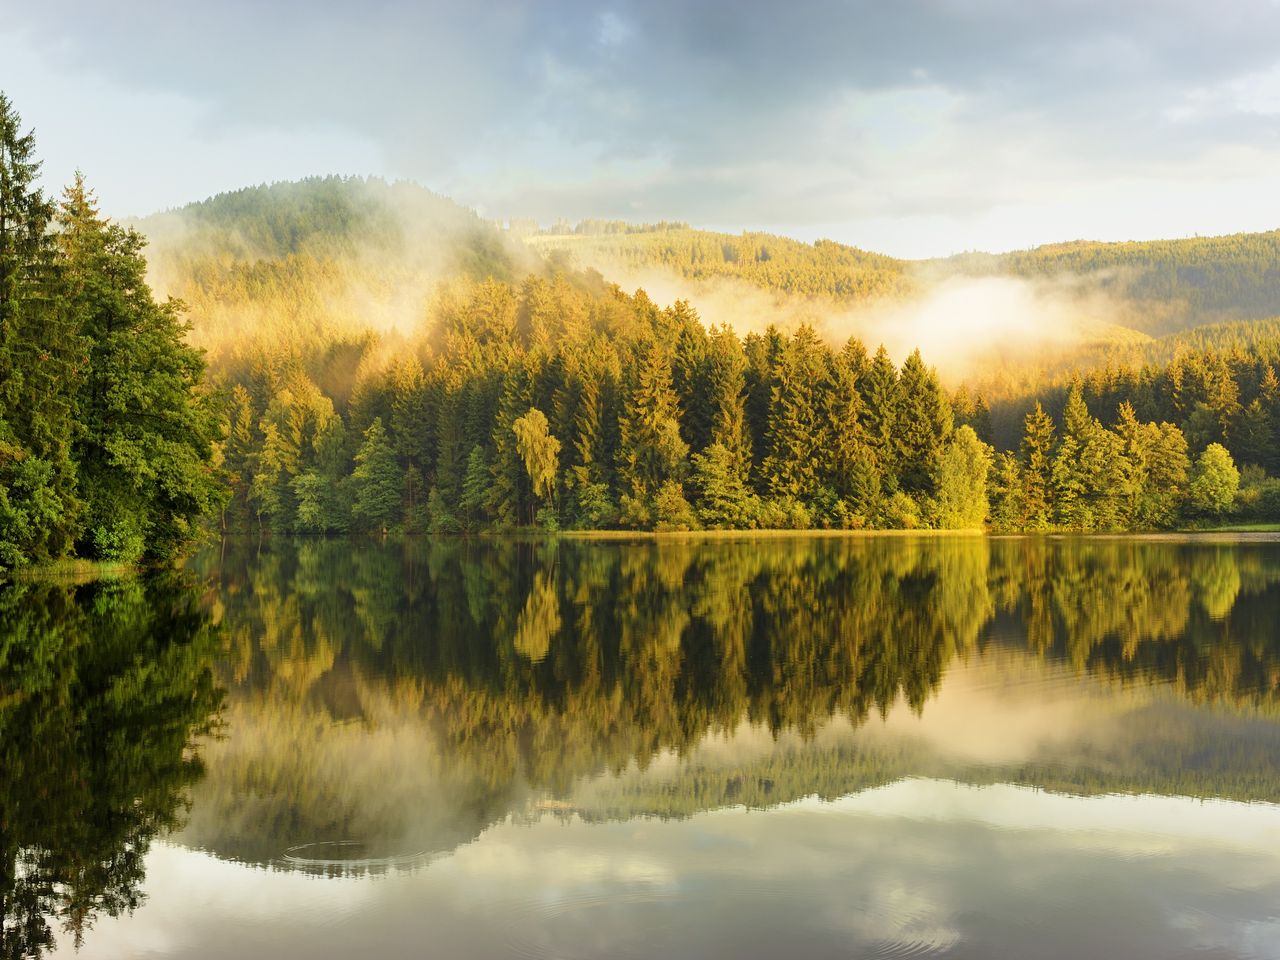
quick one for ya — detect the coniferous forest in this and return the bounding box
[6,90,1280,570]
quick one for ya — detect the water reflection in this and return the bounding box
[0,574,221,959]
[179,535,1280,875]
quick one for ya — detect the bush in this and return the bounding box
[92,518,146,563]
[653,481,699,532]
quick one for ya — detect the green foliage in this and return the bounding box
[511,407,561,509]
[930,426,992,529]
[351,419,401,532]
[1019,403,1055,530]
[58,176,223,560]
[1189,443,1240,517]
[0,96,221,569]
[653,480,699,532]
[689,443,758,529]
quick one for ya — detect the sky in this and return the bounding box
[4,0,1280,258]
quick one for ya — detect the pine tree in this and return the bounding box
[352,418,402,532]
[824,338,878,517]
[459,445,492,530]
[689,442,757,528]
[222,384,258,530]
[859,345,900,488]
[894,349,952,498]
[1020,402,1055,530]
[705,325,752,476]
[617,338,688,512]
[762,325,829,501]
[0,94,81,562]
[988,451,1024,532]
[57,175,222,559]
[667,301,712,453]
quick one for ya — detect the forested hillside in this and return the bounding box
[135,177,1275,537]
[531,220,1280,337]
[947,233,1280,332]
[140,177,539,360]
[525,223,916,302]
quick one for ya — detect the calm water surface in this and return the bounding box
[5,535,1280,958]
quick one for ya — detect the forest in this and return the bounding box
[5,87,1280,569]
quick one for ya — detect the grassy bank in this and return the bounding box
[5,558,133,584]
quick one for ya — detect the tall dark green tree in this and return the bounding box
[0,95,81,564]
[894,349,952,497]
[762,326,829,502]
[352,418,401,532]
[58,176,222,560]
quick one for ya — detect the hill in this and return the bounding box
[530,219,1280,338]
[137,176,540,362]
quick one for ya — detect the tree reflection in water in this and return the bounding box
[0,574,221,959]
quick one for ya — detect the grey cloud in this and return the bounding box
[8,0,1280,244]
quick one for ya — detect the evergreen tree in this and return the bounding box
[352,418,401,532]
[762,326,829,501]
[895,349,952,498]
[221,384,258,530]
[988,451,1024,532]
[57,175,222,559]
[859,345,900,487]
[824,338,878,518]
[667,301,712,453]
[617,338,688,518]
[689,442,757,529]
[459,444,492,530]
[705,325,752,476]
[1019,402,1055,530]
[0,94,81,562]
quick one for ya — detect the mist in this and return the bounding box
[561,251,1150,384]
[135,177,538,359]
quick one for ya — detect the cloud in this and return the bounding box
[5,1,1280,254]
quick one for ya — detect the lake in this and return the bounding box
[5,534,1280,959]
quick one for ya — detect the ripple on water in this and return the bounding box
[281,840,431,875]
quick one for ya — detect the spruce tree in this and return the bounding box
[57,175,222,559]
[824,338,878,519]
[1020,402,1055,530]
[859,345,900,488]
[894,349,952,498]
[352,418,402,532]
[617,337,688,511]
[762,325,828,501]
[704,325,752,480]
[0,94,81,562]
